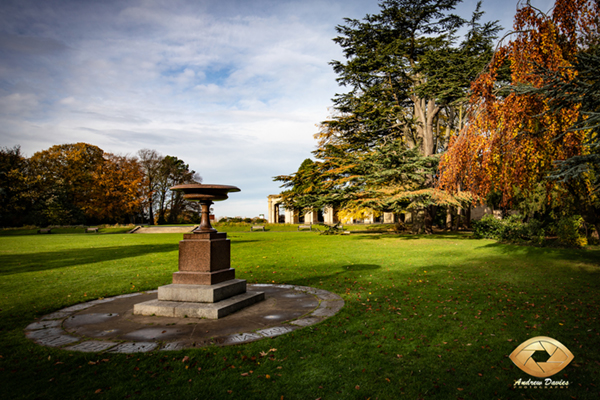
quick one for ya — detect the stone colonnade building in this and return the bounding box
[267,195,403,224]
[268,195,499,225]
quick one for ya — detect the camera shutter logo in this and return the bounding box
[509,336,574,378]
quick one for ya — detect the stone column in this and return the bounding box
[383,212,395,223]
[324,207,338,224]
[305,209,319,224]
[267,195,280,224]
[285,208,300,224]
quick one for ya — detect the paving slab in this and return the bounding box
[41,311,72,320]
[223,332,263,345]
[36,334,80,347]
[289,317,323,327]
[64,313,120,328]
[26,284,344,353]
[63,341,117,353]
[108,342,158,353]
[257,326,295,337]
[26,320,63,331]
[160,341,189,351]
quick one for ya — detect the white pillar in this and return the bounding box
[304,210,319,224]
[383,212,395,223]
[324,207,338,224]
[285,209,300,224]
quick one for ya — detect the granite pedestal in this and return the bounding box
[134,231,264,319]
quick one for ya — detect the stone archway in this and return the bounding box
[267,195,300,224]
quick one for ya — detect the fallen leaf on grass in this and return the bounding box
[95,389,102,394]
[182,356,189,363]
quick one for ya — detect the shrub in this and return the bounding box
[498,214,530,241]
[473,214,549,245]
[319,222,345,235]
[524,218,547,245]
[556,215,587,248]
[472,214,503,239]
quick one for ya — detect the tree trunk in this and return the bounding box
[423,205,436,234]
[453,207,461,231]
[446,206,452,230]
[465,206,471,229]
[147,190,154,225]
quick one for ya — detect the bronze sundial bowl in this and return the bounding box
[170,184,240,233]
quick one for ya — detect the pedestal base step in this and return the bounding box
[133,291,265,319]
[158,280,247,303]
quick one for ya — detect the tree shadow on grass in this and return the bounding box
[349,232,475,241]
[476,242,600,266]
[0,229,41,237]
[0,244,178,276]
[350,234,410,240]
[340,264,381,271]
[286,263,382,288]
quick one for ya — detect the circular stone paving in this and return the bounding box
[25,284,344,354]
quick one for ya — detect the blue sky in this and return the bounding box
[0,0,554,219]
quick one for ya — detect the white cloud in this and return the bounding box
[0,0,536,217]
[0,92,39,116]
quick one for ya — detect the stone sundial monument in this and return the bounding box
[133,184,265,319]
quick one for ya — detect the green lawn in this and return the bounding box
[0,230,599,399]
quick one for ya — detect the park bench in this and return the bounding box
[251,225,265,231]
[86,227,99,233]
[38,228,52,234]
[298,224,312,231]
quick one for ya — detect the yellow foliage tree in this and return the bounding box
[439,0,598,209]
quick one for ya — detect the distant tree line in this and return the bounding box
[0,143,201,227]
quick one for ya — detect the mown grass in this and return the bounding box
[0,231,599,399]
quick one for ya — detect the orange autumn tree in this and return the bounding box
[86,153,146,224]
[438,0,598,217]
[28,143,106,225]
